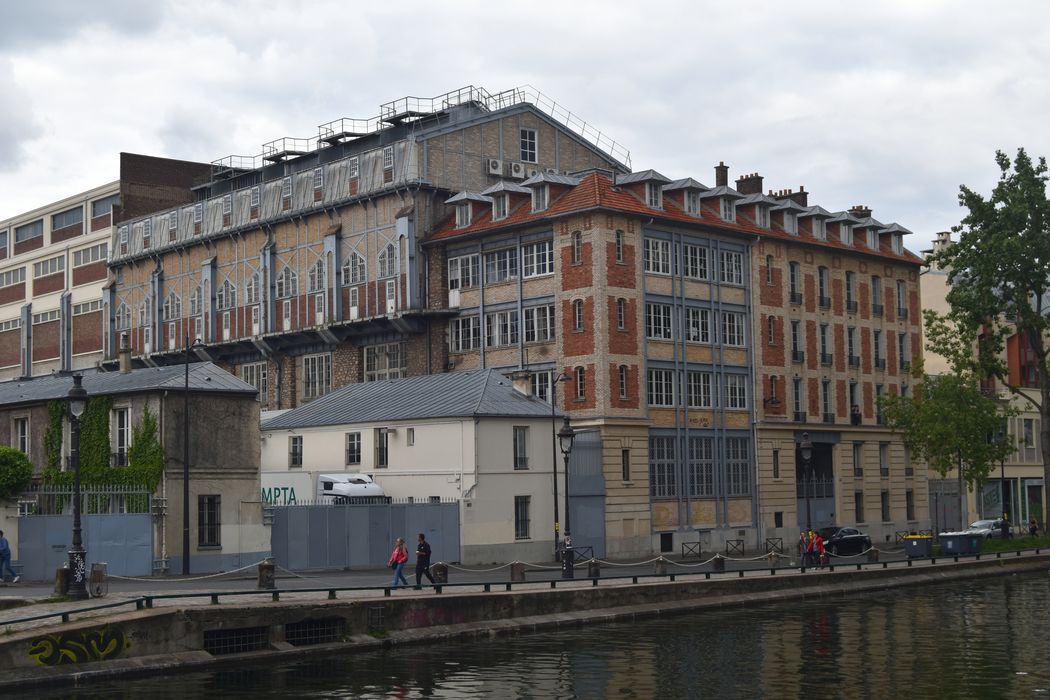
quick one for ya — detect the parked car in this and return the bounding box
[964,519,1006,539]
[819,527,873,556]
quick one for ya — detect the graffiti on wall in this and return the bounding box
[28,627,130,666]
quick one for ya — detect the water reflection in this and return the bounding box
[21,571,1050,699]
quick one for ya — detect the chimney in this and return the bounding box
[119,332,132,374]
[735,172,764,195]
[715,161,729,187]
[849,204,872,219]
[773,186,808,207]
[508,370,533,397]
[933,231,953,251]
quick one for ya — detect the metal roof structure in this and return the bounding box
[0,363,257,408]
[261,369,560,431]
[615,169,671,185]
[480,181,532,196]
[521,172,582,187]
[662,177,710,192]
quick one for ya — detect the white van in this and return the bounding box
[316,473,386,503]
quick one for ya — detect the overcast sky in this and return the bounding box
[2,0,1049,252]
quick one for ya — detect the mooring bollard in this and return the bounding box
[713,554,726,573]
[257,557,276,589]
[654,557,667,576]
[588,559,601,578]
[432,562,448,584]
[510,562,526,582]
[867,549,880,564]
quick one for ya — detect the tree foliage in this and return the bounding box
[0,446,33,500]
[929,147,1050,516]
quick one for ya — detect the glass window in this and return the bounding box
[646,303,672,340]
[573,299,584,331]
[450,317,482,351]
[375,428,389,467]
[725,438,750,496]
[725,375,748,409]
[513,426,529,469]
[683,243,708,279]
[520,128,537,163]
[719,250,743,285]
[197,495,221,547]
[288,436,303,468]
[688,371,713,408]
[302,353,332,401]
[721,312,745,346]
[52,206,83,230]
[644,239,671,274]
[523,305,555,343]
[15,220,43,242]
[686,308,711,343]
[647,369,674,406]
[345,432,361,465]
[522,240,554,277]
[378,243,398,279]
[447,254,479,290]
[649,436,677,498]
[485,310,519,347]
[514,496,531,540]
[484,249,518,284]
[364,342,406,382]
[91,194,120,218]
[688,436,714,496]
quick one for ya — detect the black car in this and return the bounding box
[818,527,872,556]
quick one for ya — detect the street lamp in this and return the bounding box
[557,416,576,579]
[549,372,571,561]
[183,335,204,575]
[67,374,89,600]
[800,432,813,534]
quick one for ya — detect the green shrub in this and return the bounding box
[0,446,33,500]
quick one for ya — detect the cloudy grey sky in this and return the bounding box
[2,0,1049,252]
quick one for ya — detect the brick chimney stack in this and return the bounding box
[735,172,764,195]
[715,161,729,187]
[773,186,808,207]
[850,204,872,219]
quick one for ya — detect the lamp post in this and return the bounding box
[546,375,571,562]
[67,374,89,600]
[183,335,204,575]
[800,432,813,533]
[557,416,576,579]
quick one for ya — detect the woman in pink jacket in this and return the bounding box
[389,537,409,587]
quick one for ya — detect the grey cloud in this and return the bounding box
[0,1,163,51]
[0,62,42,171]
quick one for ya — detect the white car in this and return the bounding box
[963,519,1006,539]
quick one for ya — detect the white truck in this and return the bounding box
[315,473,386,503]
[261,472,386,505]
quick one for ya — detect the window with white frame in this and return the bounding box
[348,157,359,179]
[163,291,181,320]
[493,194,508,220]
[822,379,833,417]
[644,238,672,274]
[378,243,397,279]
[245,273,261,305]
[142,219,153,246]
[573,299,584,331]
[571,231,582,264]
[484,248,518,284]
[685,191,700,216]
[683,243,709,279]
[791,319,802,353]
[115,303,131,330]
[513,426,529,469]
[756,206,770,228]
[342,251,366,286]
[520,128,537,163]
[720,197,736,222]
[647,369,674,406]
[382,146,394,170]
[892,234,904,255]
[345,432,361,465]
[522,240,554,277]
[222,194,232,216]
[616,298,626,330]
[719,250,743,285]
[450,316,481,351]
[250,186,260,208]
[52,205,83,230]
[485,309,518,347]
[783,212,797,235]
[725,375,748,409]
[794,376,804,416]
[73,243,107,267]
[240,362,267,401]
[812,218,826,240]
[649,436,677,498]
[847,326,856,359]
[840,223,853,246]
[302,353,332,401]
[722,311,745,346]
[574,366,586,401]
[216,279,236,310]
[138,299,153,328]
[726,438,750,496]
[448,253,479,290]
[531,185,548,212]
[523,305,555,343]
[113,407,130,465]
[33,256,64,278]
[646,182,662,208]
[0,267,25,288]
[288,436,302,468]
[686,437,715,497]
[615,230,624,262]
[14,416,29,456]
[688,371,713,408]
[867,228,878,249]
[364,342,405,382]
[686,307,711,343]
[312,167,323,191]
[514,496,531,540]
[767,315,776,345]
[276,267,298,298]
[193,203,204,224]
[618,365,629,399]
[189,287,202,317]
[456,204,471,228]
[531,371,553,403]
[308,259,326,292]
[280,177,292,200]
[375,428,389,468]
[646,303,672,340]
[896,279,907,314]
[72,300,101,316]
[32,309,59,325]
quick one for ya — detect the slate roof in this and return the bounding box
[480,181,531,195]
[0,363,257,408]
[444,191,492,204]
[615,169,671,185]
[261,369,560,430]
[662,177,710,192]
[521,172,582,187]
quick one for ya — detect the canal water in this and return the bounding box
[25,571,1050,699]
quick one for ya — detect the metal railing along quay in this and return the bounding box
[2,545,1046,630]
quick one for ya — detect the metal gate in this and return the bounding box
[568,430,606,559]
[930,479,963,533]
[269,499,460,570]
[16,486,154,581]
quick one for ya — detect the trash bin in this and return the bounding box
[510,562,526,582]
[939,532,983,555]
[903,535,933,558]
[432,563,448,584]
[257,558,275,589]
[90,562,108,598]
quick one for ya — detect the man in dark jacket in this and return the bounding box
[415,533,435,588]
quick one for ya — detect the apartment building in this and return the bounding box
[105,87,628,409]
[0,154,210,380]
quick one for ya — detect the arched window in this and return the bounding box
[276,266,298,299]
[341,251,366,286]
[308,259,326,293]
[245,273,260,305]
[216,279,236,310]
[163,291,181,320]
[189,286,202,317]
[378,242,397,278]
[138,299,152,326]
[115,303,131,330]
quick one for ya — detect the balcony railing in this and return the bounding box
[794,411,807,422]
[872,303,884,316]
[821,353,834,366]
[900,359,911,371]
[875,358,886,370]
[819,296,831,309]
[897,307,908,320]
[111,452,129,467]
[823,412,835,424]
[790,291,803,305]
[792,350,805,363]
[796,478,835,499]
[848,355,860,368]
[846,300,858,313]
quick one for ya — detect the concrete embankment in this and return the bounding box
[2,554,1047,690]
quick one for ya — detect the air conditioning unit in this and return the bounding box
[508,161,526,179]
[546,167,560,174]
[487,158,504,176]
[525,167,540,179]
[349,306,359,320]
[448,289,461,308]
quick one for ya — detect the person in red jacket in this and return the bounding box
[814,533,826,569]
[388,537,409,587]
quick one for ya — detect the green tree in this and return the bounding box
[929,148,1050,524]
[0,446,33,500]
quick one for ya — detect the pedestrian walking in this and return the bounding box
[388,537,409,587]
[0,530,18,583]
[815,532,827,569]
[1030,517,1040,538]
[798,531,807,565]
[415,532,435,589]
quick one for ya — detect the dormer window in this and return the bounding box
[532,185,549,213]
[784,213,797,235]
[892,234,903,255]
[685,191,700,216]
[493,194,508,221]
[840,224,853,246]
[756,206,769,229]
[867,228,878,250]
[456,204,471,228]
[812,218,826,240]
[720,197,736,222]
[646,183,662,209]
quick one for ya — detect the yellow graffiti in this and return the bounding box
[28,627,130,666]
